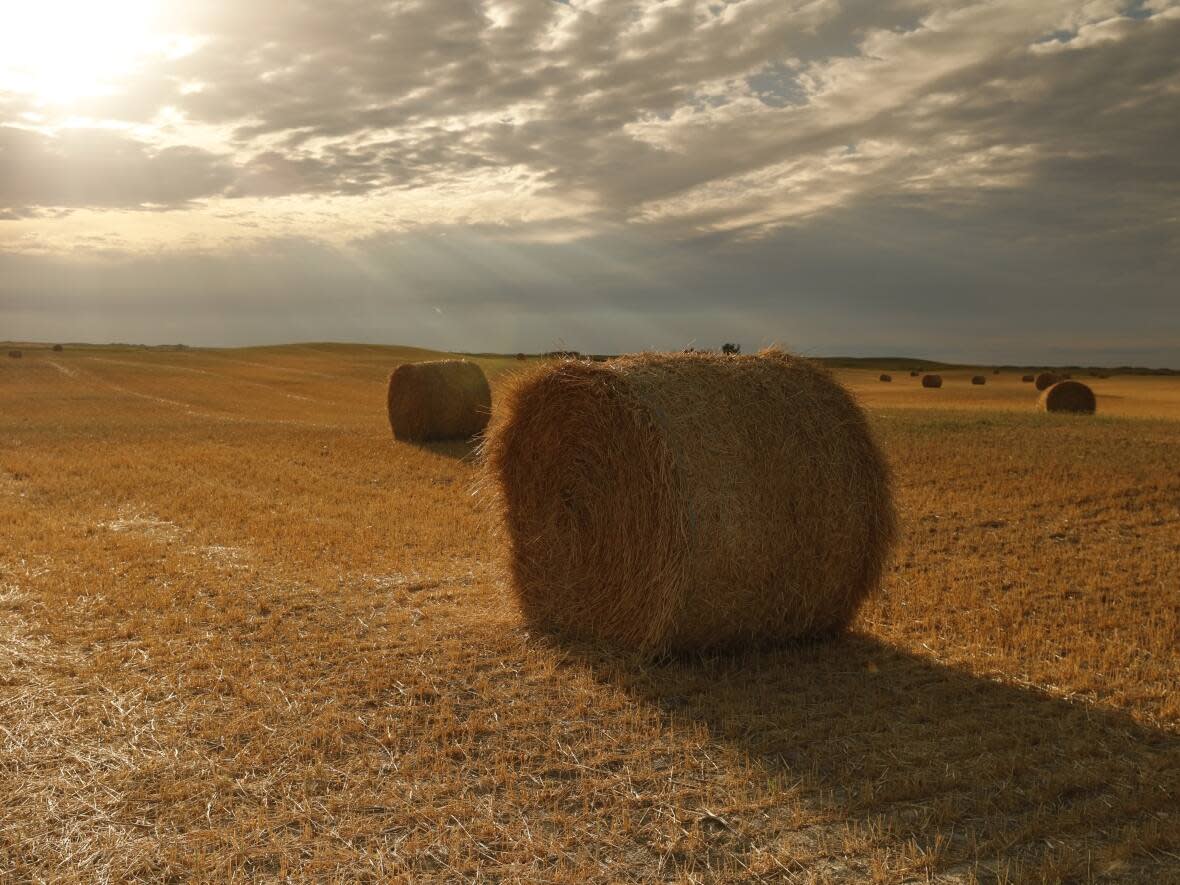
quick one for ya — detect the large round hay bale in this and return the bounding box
[879,373,892,382]
[483,350,896,653]
[971,375,986,385]
[1034,372,1061,391]
[386,359,491,442]
[921,374,942,388]
[1039,380,1096,414]
[1022,374,1035,383]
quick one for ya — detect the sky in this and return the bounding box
[1,0,1178,365]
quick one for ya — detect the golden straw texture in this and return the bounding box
[483,350,897,653]
[386,359,491,442]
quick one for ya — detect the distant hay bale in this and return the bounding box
[993,368,1000,374]
[8,350,21,359]
[1034,372,1061,391]
[879,373,892,382]
[52,344,63,352]
[515,353,526,361]
[921,374,942,388]
[386,359,491,442]
[483,350,897,653]
[1039,380,1096,414]
[909,370,920,377]
[971,375,986,385]
[1022,374,1035,383]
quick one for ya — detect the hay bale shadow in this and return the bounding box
[409,437,482,461]
[559,633,1178,878]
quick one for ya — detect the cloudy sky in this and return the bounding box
[2,0,1178,364]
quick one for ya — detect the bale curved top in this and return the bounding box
[387,359,491,442]
[483,349,897,653]
[971,375,986,385]
[1039,380,1096,414]
[879,373,892,382]
[921,374,942,388]
[1034,372,1061,391]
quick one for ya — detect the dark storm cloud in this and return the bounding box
[0,126,234,211]
[2,1,1178,362]
[3,1,1180,225]
[5,201,1177,366]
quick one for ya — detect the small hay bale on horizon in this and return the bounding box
[879,373,892,382]
[1039,380,1096,414]
[483,349,897,653]
[8,350,22,359]
[993,368,1000,374]
[386,359,491,442]
[1022,374,1035,383]
[971,375,986,385]
[1034,371,1061,391]
[922,374,942,388]
[52,344,63,352]
[909,370,920,377]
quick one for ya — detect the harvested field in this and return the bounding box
[0,344,1177,882]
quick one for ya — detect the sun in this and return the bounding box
[0,0,164,105]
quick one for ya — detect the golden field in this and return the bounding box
[0,343,1177,883]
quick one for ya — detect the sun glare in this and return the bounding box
[0,0,165,105]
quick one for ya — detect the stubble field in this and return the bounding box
[1,343,1177,883]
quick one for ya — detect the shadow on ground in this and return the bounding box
[563,634,1179,880]
[407,438,482,461]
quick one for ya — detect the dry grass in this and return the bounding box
[483,351,895,652]
[0,344,1177,882]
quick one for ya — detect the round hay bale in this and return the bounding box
[515,352,527,361]
[1039,380,1096,414]
[1034,371,1061,391]
[386,359,491,442]
[971,375,986,385]
[993,368,1000,374]
[909,370,920,377]
[8,350,22,359]
[483,350,896,653]
[921,374,942,388]
[1022,374,1035,383]
[879,373,892,382]
[52,344,63,352]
